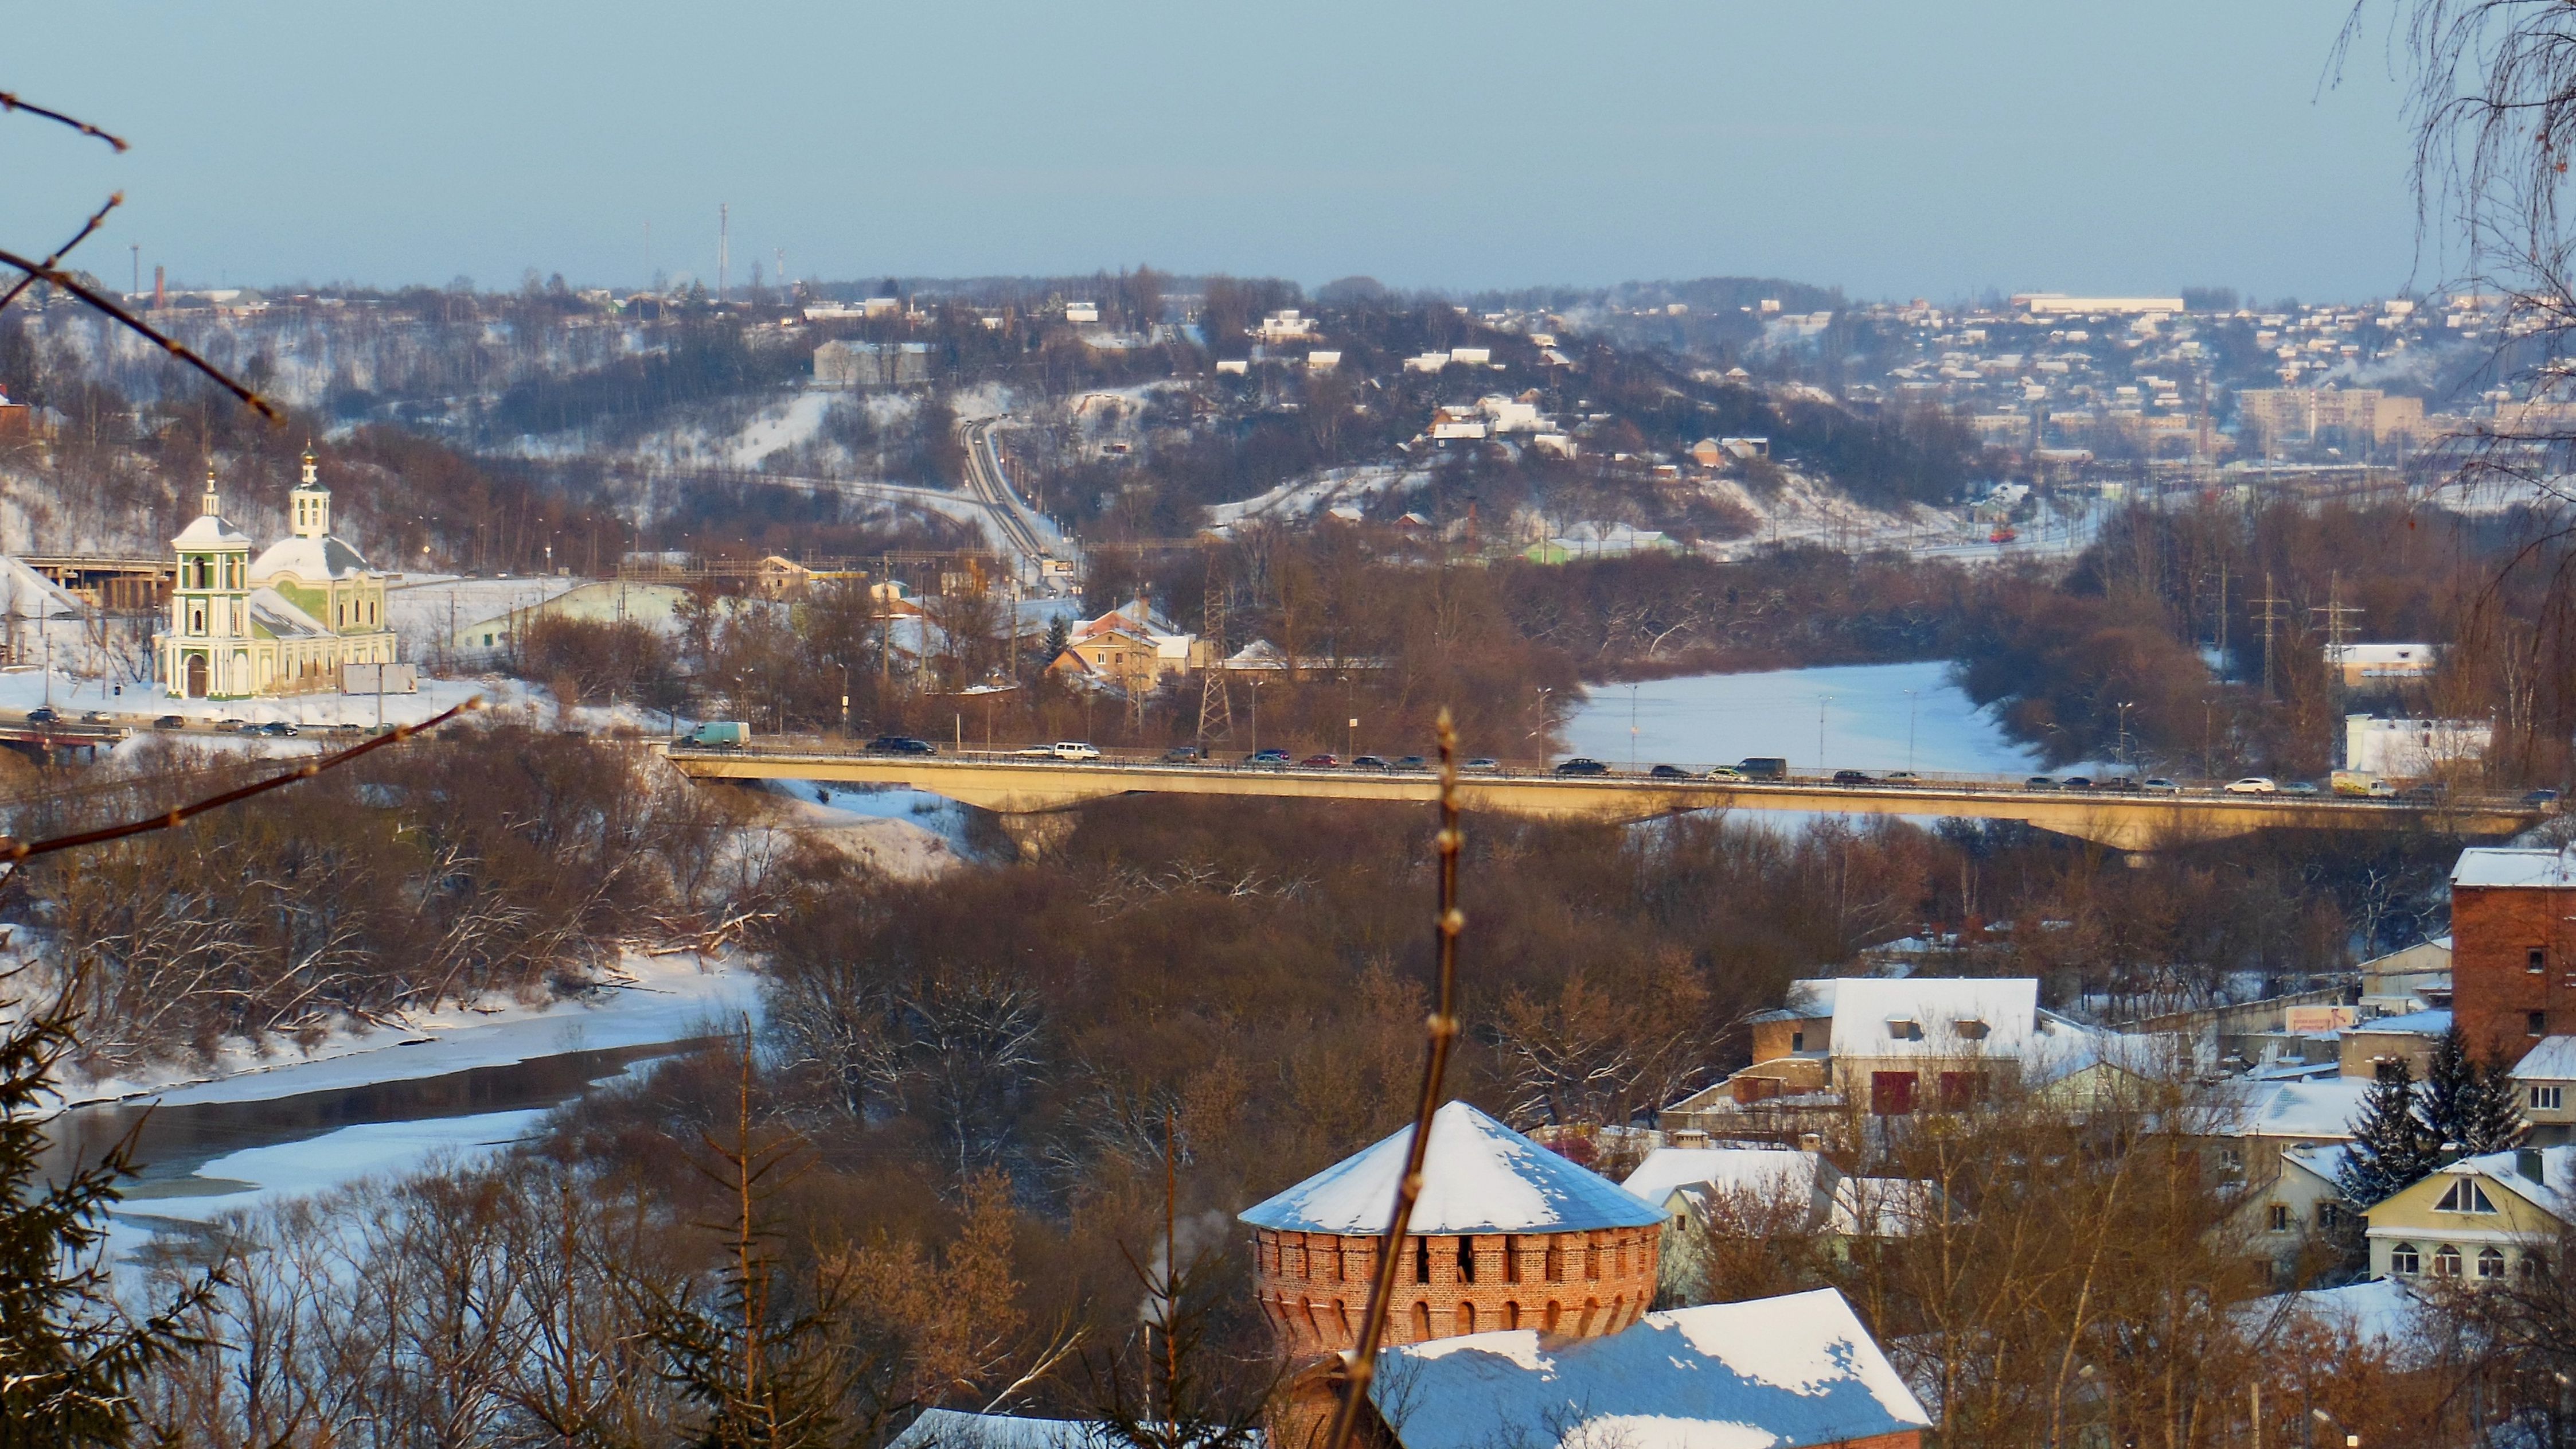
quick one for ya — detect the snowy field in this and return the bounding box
[752,780,974,878]
[1563,661,2046,776]
[387,573,584,660]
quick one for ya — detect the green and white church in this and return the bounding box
[158,452,399,700]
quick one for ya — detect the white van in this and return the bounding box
[1051,742,1102,761]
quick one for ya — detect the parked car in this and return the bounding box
[1162,745,1204,763]
[1049,741,1102,761]
[1737,756,1789,780]
[1351,755,1391,770]
[2223,777,2280,794]
[1299,753,1341,769]
[24,707,56,724]
[2024,776,2059,791]
[1704,766,1748,781]
[2142,777,2181,793]
[1393,755,1430,771]
[153,715,186,730]
[1830,769,1873,786]
[1648,764,1689,779]
[1246,748,1292,766]
[866,734,936,755]
[260,721,300,737]
[1461,757,1502,773]
[1555,757,1610,777]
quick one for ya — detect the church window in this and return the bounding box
[190,608,204,634]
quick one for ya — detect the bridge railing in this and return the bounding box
[666,735,2539,812]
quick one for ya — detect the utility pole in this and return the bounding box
[2314,572,2364,768]
[717,203,729,299]
[1196,547,1232,748]
[2252,572,2290,699]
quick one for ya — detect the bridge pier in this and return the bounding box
[989,809,1080,862]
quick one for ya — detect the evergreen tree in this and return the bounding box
[0,972,216,1447]
[2338,1060,2441,1206]
[2419,1026,2531,1157]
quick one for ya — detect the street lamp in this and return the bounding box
[2311,1408,2358,1448]
[2115,700,2135,772]
[1904,688,1918,774]
[1817,695,1833,772]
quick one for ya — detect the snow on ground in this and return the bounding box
[1694,469,2107,565]
[387,573,583,659]
[754,780,972,878]
[727,390,837,470]
[946,381,1018,421]
[1563,661,2047,776]
[63,949,756,1108]
[1206,464,1425,529]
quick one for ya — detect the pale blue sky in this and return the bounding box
[5,2,2427,300]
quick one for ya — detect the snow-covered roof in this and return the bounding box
[173,511,252,549]
[2219,1076,2374,1140]
[2349,1008,2451,1037]
[2242,1279,2424,1355]
[2511,1035,2576,1082]
[248,587,333,640]
[2452,847,2576,889]
[1812,976,2041,1058]
[887,1410,1118,1449]
[2280,1142,2351,1186]
[2440,1143,2575,1221]
[1373,1289,1930,1449]
[1621,1147,1818,1213]
[1239,1101,1665,1236]
[250,533,373,583]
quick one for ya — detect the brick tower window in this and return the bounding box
[2532,948,2548,974]
[1414,1237,1431,1284]
[1457,1237,1476,1284]
[2534,1011,2551,1038]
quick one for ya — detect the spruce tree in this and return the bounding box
[0,973,216,1447]
[2338,1060,2441,1206]
[2419,1026,2531,1158]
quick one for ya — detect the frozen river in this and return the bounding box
[1561,660,2046,776]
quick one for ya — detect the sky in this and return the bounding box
[5,2,2432,302]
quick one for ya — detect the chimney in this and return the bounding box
[153,264,165,312]
[1797,1132,1824,1155]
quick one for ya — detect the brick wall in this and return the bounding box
[2450,882,2576,1064]
[1251,1226,1659,1358]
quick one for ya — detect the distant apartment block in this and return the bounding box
[814,339,934,389]
[2238,387,2424,445]
[2013,294,2185,315]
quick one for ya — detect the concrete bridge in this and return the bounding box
[662,744,2545,854]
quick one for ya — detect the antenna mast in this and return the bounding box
[717,203,729,298]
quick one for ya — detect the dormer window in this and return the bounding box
[2435,1179,2497,1214]
[1886,1018,1923,1042]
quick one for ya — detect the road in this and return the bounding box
[662,743,2544,853]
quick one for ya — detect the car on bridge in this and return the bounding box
[153,715,185,730]
[2024,776,2058,790]
[1462,757,1501,773]
[1352,755,1392,770]
[2223,776,2279,794]
[2143,778,2181,793]
[1048,742,1102,761]
[1736,757,1789,780]
[1299,754,1341,769]
[1704,766,1748,781]
[1246,749,1291,767]
[24,707,56,724]
[1648,764,1689,779]
[1830,769,1873,786]
[80,710,110,723]
[260,722,300,737]
[1394,755,1430,771]
[1164,746,1204,763]
[2060,776,2094,791]
[1556,758,1610,777]
[1880,771,1922,786]
[867,735,937,755]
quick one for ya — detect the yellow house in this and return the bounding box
[2364,1144,2570,1283]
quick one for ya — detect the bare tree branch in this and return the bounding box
[0,89,128,151]
[0,191,119,314]
[0,243,279,421]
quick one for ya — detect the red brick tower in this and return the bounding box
[1239,1101,1665,1446]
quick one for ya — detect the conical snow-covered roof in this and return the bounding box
[1240,1101,1664,1236]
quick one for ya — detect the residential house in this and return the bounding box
[1368,1290,1930,1449]
[2364,1144,2571,1283]
[2210,1076,2375,1193]
[2446,846,2576,1062]
[2511,1037,2576,1146]
[2360,936,2452,1015]
[1257,310,1318,341]
[2228,1143,2356,1281]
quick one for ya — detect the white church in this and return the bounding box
[158,452,399,700]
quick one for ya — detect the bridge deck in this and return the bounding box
[663,745,2541,851]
